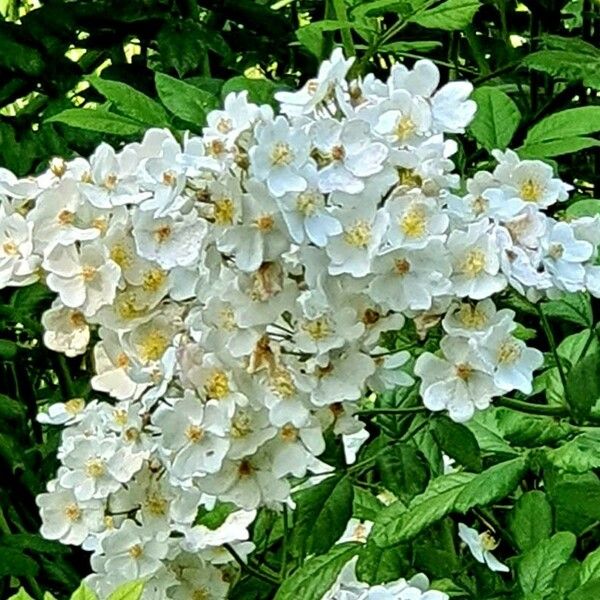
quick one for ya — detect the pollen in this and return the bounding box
[116,352,130,368]
[81,265,97,281]
[497,339,521,364]
[92,217,108,233]
[455,363,473,381]
[192,589,210,600]
[231,412,253,438]
[302,317,331,341]
[205,370,230,399]
[113,408,128,426]
[50,157,67,177]
[214,197,235,225]
[162,170,177,186]
[85,458,106,478]
[548,243,564,260]
[103,173,118,190]
[270,142,294,166]
[128,544,143,559]
[153,224,172,244]
[479,531,499,551]
[65,398,85,414]
[218,307,237,331]
[255,214,275,232]
[145,492,168,516]
[457,304,487,328]
[394,258,411,275]
[343,220,372,248]
[138,331,169,363]
[461,249,486,277]
[116,291,147,320]
[399,206,426,238]
[185,424,205,444]
[2,241,18,255]
[394,115,416,142]
[110,243,133,269]
[216,117,233,134]
[142,268,167,292]
[471,196,489,216]
[237,459,255,478]
[280,423,299,442]
[331,145,345,161]
[57,209,75,226]
[69,310,86,328]
[520,178,542,203]
[207,139,225,157]
[398,168,422,189]
[296,190,322,216]
[64,503,81,522]
[270,367,296,398]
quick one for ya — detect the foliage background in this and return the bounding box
[0,0,600,599]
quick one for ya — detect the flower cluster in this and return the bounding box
[0,48,597,597]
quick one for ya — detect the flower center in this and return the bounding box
[331,145,345,161]
[81,265,97,281]
[270,142,294,166]
[205,370,230,399]
[128,544,143,559]
[394,258,411,275]
[344,220,372,248]
[153,225,172,244]
[479,531,499,551]
[398,168,422,188]
[104,173,118,190]
[270,367,296,398]
[255,214,275,232]
[109,243,132,269]
[497,339,521,364]
[2,240,18,255]
[138,331,169,362]
[302,317,331,341]
[116,352,130,368]
[64,503,81,522]
[65,398,85,414]
[399,206,426,238]
[214,197,235,225]
[145,493,168,516]
[185,424,205,444]
[231,412,253,438]
[394,115,416,142]
[548,243,564,260]
[280,423,299,442]
[455,363,473,381]
[57,209,75,226]
[218,307,237,331]
[162,170,177,186]
[296,190,323,216]
[461,249,486,277]
[238,459,255,478]
[193,589,210,600]
[216,117,233,134]
[520,179,542,203]
[113,408,128,426]
[142,268,167,292]
[471,196,489,215]
[85,458,106,478]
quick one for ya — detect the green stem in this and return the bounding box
[280,505,289,578]
[225,544,280,585]
[465,25,490,75]
[54,354,76,399]
[495,396,569,417]
[537,305,571,407]
[331,0,355,57]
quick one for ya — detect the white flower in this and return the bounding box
[152,393,230,481]
[312,118,388,194]
[43,242,120,316]
[37,483,104,545]
[374,90,432,147]
[415,336,500,422]
[249,116,310,197]
[41,301,90,357]
[0,210,40,288]
[205,91,263,147]
[458,523,509,572]
[448,220,507,299]
[37,398,86,426]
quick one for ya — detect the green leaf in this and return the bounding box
[469,87,520,150]
[547,432,600,473]
[107,581,144,600]
[570,579,600,600]
[274,543,359,600]
[378,41,442,53]
[155,72,217,125]
[377,443,429,501]
[518,532,577,597]
[291,476,354,556]
[495,409,575,447]
[431,416,482,471]
[580,545,600,584]
[0,546,38,577]
[372,472,474,547]
[466,410,519,457]
[295,20,352,58]
[523,50,600,89]
[157,20,208,78]
[453,456,528,511]
[7,590,35,600]
[558,329,598,366]
[46,109,145,136]
[195,501,236,529]
[356,538,409,584]
[88,76,169,127]
[221,76,282,106]
[566,199,600,219]
[410,0,481,31]
[521,107,600,158]
[542,293,593,328]
[0,533,70,554]
[70,584,98,600]
[508,491,553,552]
[0,339,18,359]
[352,486,384,521]
[566,351,600,421]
